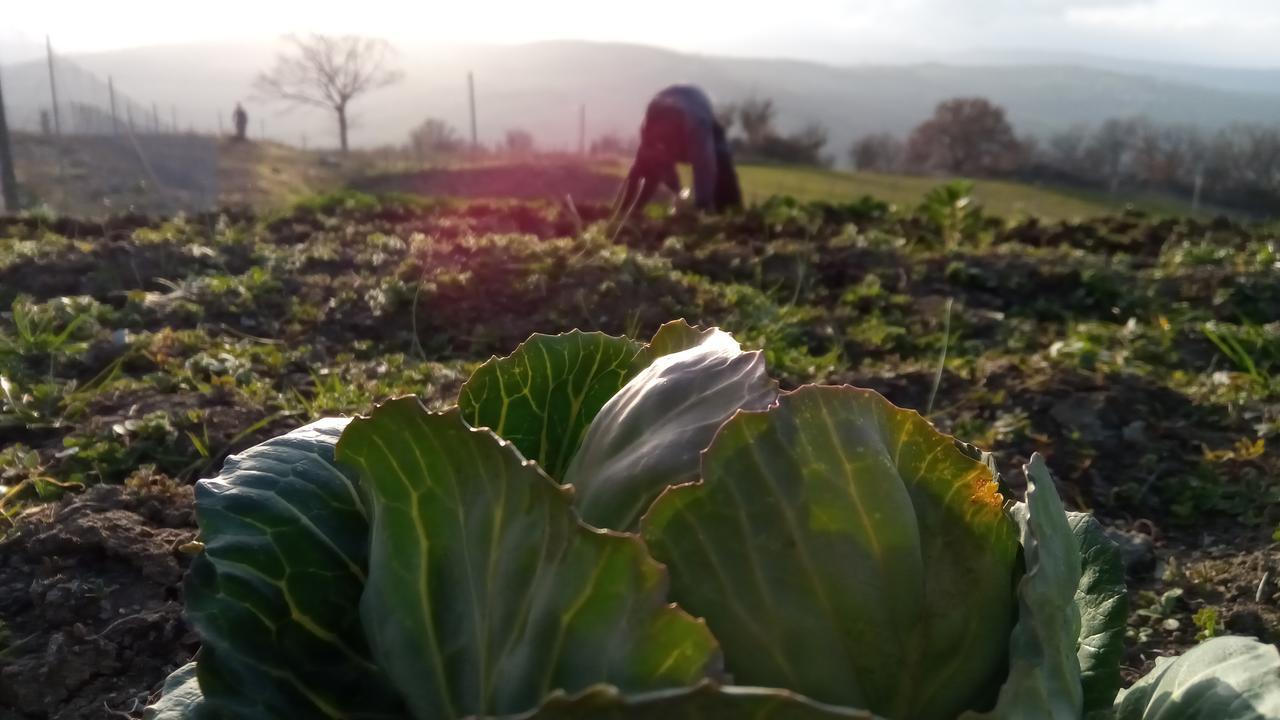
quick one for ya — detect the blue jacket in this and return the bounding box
[616,85,741,214]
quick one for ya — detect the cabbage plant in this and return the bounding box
[148,321,1280,720]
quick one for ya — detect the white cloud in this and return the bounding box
[1066,0,1280,31]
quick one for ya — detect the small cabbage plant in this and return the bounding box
[148,321,1280,720]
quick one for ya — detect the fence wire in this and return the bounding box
[3,42,222,216]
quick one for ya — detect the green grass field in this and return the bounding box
[729,164,1193,221]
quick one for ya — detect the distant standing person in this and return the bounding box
[614,85,742,219]
[233,104,248,142]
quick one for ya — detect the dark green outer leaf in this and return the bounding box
[565,326,778,530]
[643,385,1018,720]
[185,418,404,719]
[458,331,642,480]
[1114,636,1280,719]
[1069,512,1128,713]
[505,682,884,719]
[963,454,1082,720]
[337,398,721,720]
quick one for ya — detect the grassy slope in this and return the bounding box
[732,165,1188,221]
[216,140,342,210]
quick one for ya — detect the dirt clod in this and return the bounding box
[0,483,197,719]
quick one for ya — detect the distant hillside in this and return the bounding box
[945,49,1280,97]
[4,40,1280,163]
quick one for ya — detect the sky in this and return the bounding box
[4,0,1280,67]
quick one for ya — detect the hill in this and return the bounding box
[4,40,1280,161]
[945,48,1280,97]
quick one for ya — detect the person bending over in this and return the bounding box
[614,85,742,219]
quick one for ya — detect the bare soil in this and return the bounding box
[0,480,198,719]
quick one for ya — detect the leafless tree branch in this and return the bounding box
[253,34,403,151]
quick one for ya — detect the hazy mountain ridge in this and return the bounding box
[4,40,1279,160]
[941,48,1280,96]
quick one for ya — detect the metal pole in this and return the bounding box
[45,36,62,136]
[108,77,119,135]
[0,65,21,211]
[217,111,224,137]
[467,71,478,151]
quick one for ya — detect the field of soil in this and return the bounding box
[351,162,625,205]
[0,193,1277,717]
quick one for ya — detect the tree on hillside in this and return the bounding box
[738,97,777,147]
[714,103,739,134]
[1082,117,1144,194]
[905,97,1021,176]
[1220,125,1280,194]
[850,133,905,172]
[1131,123,1205,186]
[408,118,463,160]
[782,122,832,166]
[745,122,832,167]
[255,34,403,153]
[1043,126,1090,177]
[504,128,536,156]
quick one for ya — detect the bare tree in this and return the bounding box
[1235,125,1280,190]
[788,122,831,165]
[255,34,403,153]
[1045,126,1090,176]
[408,118,462,160]
[1083,117,1145,194]
[850,133,905,172]
[738,97,777,148]
[714,103,739,134]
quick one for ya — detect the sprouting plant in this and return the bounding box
[1204,323,1262,380]
[0,444,83,525]
[292,368,374,418]
[0,296,93,371]
[0,354,125,430]
[919,181,985,249]
[1194,607,1223,641]
[1202,320,1278,396]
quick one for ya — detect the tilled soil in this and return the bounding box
[0,199,1275,717]
[351,163,624,204]
[0,480,198,719]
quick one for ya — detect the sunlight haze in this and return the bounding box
[6,0,1280,66]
